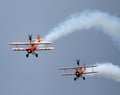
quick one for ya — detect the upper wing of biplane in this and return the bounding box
[40,41,53,44]
[59,65,97,70]
[9,42,32,45]
[61,73,75,76]
[12,47,54,51]
[83,71,98,74]
[59,67,78,70]
[85,65,97,68]
[9,41,53,45]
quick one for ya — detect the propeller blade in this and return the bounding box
[76,59,80,66]
[28,34,32,44]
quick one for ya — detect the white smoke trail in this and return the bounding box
[44,11,120,82]
[86,63,120,82]
[44,10,120,47]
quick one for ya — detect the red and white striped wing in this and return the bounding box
[36,47,54,51]
[86,65,98,68]
[9,41,53,45]
[12,48,27,51]
[61,73,75,76]
[83,71,98,74]
[59,67,78,70]
[39,41,53,44]
[9,42,31,45]
[59,65,97,70]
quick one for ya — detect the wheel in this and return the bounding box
[83,77,85,80]
[74,77,76,81]
[26,54,29,57]
[35,54,38,57]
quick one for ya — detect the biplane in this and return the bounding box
[9,34,54,57]
[59,59,98,81]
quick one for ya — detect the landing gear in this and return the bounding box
[74,77,77,81]
[35,53,38,57]
[34,52,38,57]
[25,52,38,58]
[26,54,29,58]
[83,77,85,80]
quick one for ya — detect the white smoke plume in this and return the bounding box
[86,63,120,82]
[44,10,120,48]
[44,11,120,82]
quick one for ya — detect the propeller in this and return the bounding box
[28,34,32,44]
[74,59,80,81]
[76,59,80,66]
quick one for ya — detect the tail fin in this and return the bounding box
[37,34,40,42]
[83,64,87,71]
[84,64,87,68]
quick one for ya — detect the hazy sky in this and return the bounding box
[0,0,120,95]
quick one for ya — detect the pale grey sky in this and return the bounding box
[0,0,120,95]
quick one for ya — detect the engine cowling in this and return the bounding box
[27,49,32,53]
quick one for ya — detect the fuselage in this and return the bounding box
[75,67,85,77]
[27,44,37,53]
[75,64,87,77]
[26,34,40,54]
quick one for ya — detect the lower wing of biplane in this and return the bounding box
[12,47,54,51]
[61,71,98,76]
